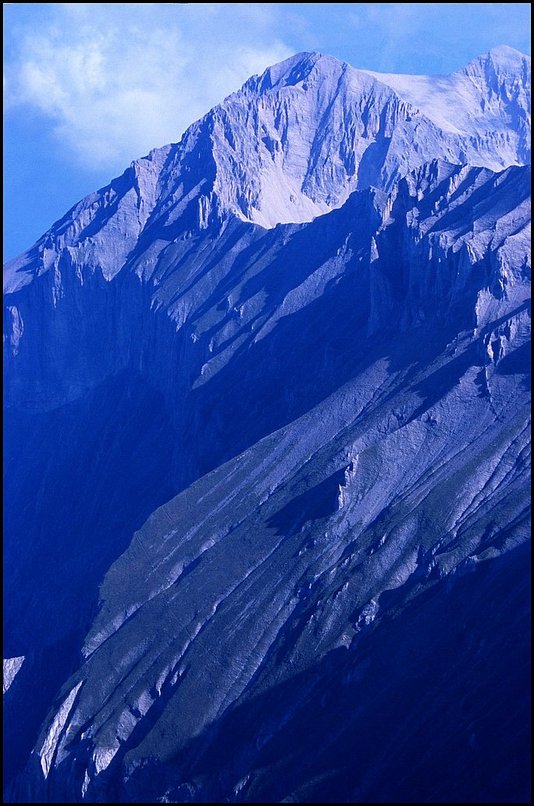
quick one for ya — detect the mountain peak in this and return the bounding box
[463,44,531,75]
[207,45,530,229]
[246,50,346,93]
[487,44,530,61]
[4,45,531,294]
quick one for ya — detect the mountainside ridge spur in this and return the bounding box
[3,46,532,804]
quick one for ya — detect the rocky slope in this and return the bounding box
[3,48,531,803]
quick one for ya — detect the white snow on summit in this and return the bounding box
[363,46,530,144]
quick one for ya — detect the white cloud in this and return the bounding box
[5,4,294,169]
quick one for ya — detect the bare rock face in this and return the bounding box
[3,48,531,803]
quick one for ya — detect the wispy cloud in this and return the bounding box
[5,4,294,168]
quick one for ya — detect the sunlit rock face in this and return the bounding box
[3,47,531,803]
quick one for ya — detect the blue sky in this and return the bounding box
[4,3,531,261]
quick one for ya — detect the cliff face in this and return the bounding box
[3,48,531,803]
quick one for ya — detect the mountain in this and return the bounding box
[3,48,531,803]
[5,46,531,298]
